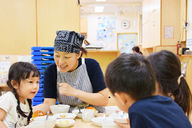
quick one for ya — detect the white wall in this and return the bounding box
[186,0,192,49]
[86,12,140,50]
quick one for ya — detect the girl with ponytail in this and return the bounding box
[147,50,192,117]
[0,62,40,128]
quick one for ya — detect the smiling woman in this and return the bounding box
[33,30,108,113]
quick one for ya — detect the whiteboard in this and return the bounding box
[187,0,192,50]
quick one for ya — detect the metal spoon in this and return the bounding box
[46,111,49,120]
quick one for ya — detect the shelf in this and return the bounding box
[87,50,120,53]
[179,55,192,57]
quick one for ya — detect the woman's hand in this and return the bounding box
[114,118,130,128]
[58,83,78,97]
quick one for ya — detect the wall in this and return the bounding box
[187,0,192,40]
[161,0,181,46]
[80,17,88,33]
[142,0,161,48]
[37,0,80,46]
[0,0,36,54]
[142,0,184,55]
[85,12,140,50]
[0,0,80,54]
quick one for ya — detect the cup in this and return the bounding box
[82,109,94,122]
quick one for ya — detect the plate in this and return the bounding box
[56,119,75,128]
[53,113,77,119]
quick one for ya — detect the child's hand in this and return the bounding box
[114,118,130,128]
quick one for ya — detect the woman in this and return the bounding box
[34,30,108,113]
[132,46,143,55]
[147,50,192,117]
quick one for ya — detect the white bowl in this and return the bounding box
[109,111,128,124]
[105,106,120,115]
[56,119,75,128]
[50,104,70,114]
[53,113,77,119]
[26,120,55,128]
[72,109,85,118]
[102,118,120,128]
[91,117,104,126]
[33,115,57,121]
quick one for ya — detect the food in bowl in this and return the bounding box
[56,119,75,128]
[53,113,77,119]
[32,110,46,119]
[50,104,70,114]
[85,106,97,113]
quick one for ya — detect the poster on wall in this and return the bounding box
[117,33,137,53]
[96,16,116,49]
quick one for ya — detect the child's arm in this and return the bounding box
[0,108,7,128]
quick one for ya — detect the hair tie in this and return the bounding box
[177,74,184,84]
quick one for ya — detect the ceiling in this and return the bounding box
[80,0,142,15]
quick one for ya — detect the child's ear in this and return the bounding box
[11,80,19,89]
[115,92,135,106]
[114,92,128,105]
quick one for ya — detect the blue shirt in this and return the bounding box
[43,58,106,98]
[129,95,192,128]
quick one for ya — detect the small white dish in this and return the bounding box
[91,117,104,126]
[56,119,75,128]
[26,120,55,128]
[105,106,120,115]
[110,112,128,124]
[72,109,84,118]
[53,113,77,119]
[33,115,56,121]
[50,104,70,114]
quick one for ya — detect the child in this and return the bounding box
[0,62,40,128]
[147,50,192,117]
[132,46,143,55]
[105,53,191,128]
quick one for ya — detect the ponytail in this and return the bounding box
[27,99,33,123]
[173,76,192,117]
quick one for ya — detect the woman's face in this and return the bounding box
[54,51,81,72]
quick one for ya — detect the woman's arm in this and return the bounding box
[75,88,108,106]
[32,98,56,113]
[58,83,108,106]
[0,108,7,128]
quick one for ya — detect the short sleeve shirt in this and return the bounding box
[43,58,106,98]
[0,91,30,128]
[128,95,192,128]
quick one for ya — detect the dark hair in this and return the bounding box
[147,50,192,117]
[132,46,143,55]
[80,47,87,57]
[105,53,155,100]
[6,62,40,123]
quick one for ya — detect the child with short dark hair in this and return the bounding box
[0,62,40,128]
[105,53,191,128]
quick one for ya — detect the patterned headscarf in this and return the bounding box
[54,30,85,53]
